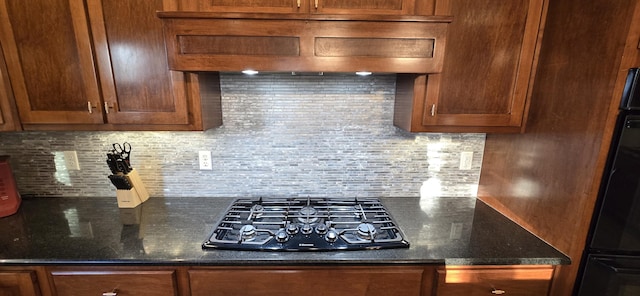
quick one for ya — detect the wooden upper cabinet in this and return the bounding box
[86,0,189,126]
[0,43,20,131]
[394,0,546,133]
[0,271,41,296]
[0,0,104,125]
[0,0,221,130]
[178,0,441,15]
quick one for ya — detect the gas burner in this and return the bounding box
[249,204,264,219]
[298,206,319,224]
[239,224,257,241]
[203,197,409,251]
[356,223,377,240]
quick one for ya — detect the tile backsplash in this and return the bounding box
[0,73,485,198]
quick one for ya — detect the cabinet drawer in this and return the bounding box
[0,271,41,296]
[50,269,177,296]
[435,266,554,296]
[189,267,426,296]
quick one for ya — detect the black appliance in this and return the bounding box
[577,68,640,295]
[203,197,410,251]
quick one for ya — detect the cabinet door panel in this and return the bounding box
[190,267,425,296]
[180,0,308,13]
[436,266,553,296]
[50,270,177,296]
[0,43,20,131]
[0,0,103,124]
[314,0,414,15]
[88,0,190,125]
[0,271,41,296]
[423,0,544,128]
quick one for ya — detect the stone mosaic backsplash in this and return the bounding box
[0,73,485,198]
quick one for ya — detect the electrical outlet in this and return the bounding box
[199,151,213,170]
[459,151,473,170]
[63,151,80,170]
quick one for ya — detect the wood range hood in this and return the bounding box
[157,12,452,74]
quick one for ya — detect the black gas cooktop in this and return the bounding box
[203,197,410,251]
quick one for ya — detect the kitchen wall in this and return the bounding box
[0,73,485,198]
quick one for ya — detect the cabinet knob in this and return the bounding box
[491,289,506,295]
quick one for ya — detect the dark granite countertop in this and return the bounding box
[0,196,569,266]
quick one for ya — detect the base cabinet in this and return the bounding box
[48,268,179,296]
[0,265,555,296]
[434,266,554,296]
[0,271,41,296]
[189,266,428,296]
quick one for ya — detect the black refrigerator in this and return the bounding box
[576,68,640,295]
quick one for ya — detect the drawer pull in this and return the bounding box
[491,289,506,295]
[102,289,118,296]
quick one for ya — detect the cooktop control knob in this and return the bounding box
[301,223,313,235]
[275,230,289,243]
[315,223,328,234]
[286,223,299,235]
[325,230,338,242]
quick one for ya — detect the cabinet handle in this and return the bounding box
[296,0,300,8]
[430,104,436,117]
[104,102,115,114]
[87,101,97,114]
[102,290,117,296]
[314,0,318,9]
[491,289,506,295]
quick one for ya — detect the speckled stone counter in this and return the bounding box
[0,196,569,266]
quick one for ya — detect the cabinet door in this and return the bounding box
[435,266,554,296]
[0,43,20,131]
[422,0,545,132]
[50,270,178,296]
[87,0,190,126]
[189,267,427,296]
[0,271,41,296]
[179,0,309,13]
[312,0,415,15]
[0,0,104,125]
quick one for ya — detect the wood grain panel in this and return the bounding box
[0,271,40,296]
[50,270,177,296]
[179,36,300,55]
[181,0,306,13]
[315,37,434,58]
[0,43,20,131]
[315,0,413,15]
[87,0,190,125]
[0,0,104,124]
[159,15,450,73]
[189,267,426,296]
[478,0,640,295]
[436,266,553,296]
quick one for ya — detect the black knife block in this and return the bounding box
[115,169,149,208]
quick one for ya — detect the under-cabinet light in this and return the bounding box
[241,69,259,75]
[355,71,372,76]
